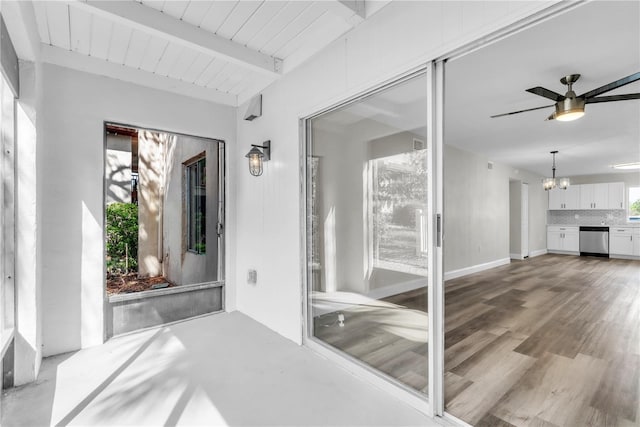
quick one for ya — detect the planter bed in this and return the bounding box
[106,282,224,337]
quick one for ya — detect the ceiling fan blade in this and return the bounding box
[526,86,565,102]
[585,93,640,103]
[580,72,640,99]
[490,104,554,118]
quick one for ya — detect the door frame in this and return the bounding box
[298,1,584,423]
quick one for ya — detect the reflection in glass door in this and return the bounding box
[306,73,431,395]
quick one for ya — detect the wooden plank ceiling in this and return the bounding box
[32,1,381,106]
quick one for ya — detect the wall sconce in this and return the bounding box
[245,140,271,177]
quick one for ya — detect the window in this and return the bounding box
[371,150,428,275]
[629,186,640,221]
[185,155,206,254]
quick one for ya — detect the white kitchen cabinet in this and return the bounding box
[563,229,579,252]
[547,230,562,251]
[610,228,634,255]
[580,183,608,209]
[547,226,579,252]
[548,186,580,210]
[609,227,640,257]
[607,182,625,210]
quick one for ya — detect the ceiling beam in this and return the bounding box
[68,1,282,76]
[1,1,41,62]
[335,1,366,24]
[41,44,237,106]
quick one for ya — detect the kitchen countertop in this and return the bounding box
[547,223,640,228]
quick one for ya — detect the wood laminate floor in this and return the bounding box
[446,254,640,426]
[313,254,640,427]
[314,289,429,392]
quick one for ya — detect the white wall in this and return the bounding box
[234,1,559,344]
[444,145,548,273]
[444,144,510,271]
[569,172,640,187]
[40,64,236,356]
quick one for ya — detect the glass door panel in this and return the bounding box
[307,73,431,395]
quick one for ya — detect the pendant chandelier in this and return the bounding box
[543,151,570,191]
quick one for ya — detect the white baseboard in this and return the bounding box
[529,249,547,258]
[547,250,579,256]
[610,254,640,260]
[366,277,427,300]
[444,257,511,281]
[311,277,428,317]
[510,253,524,260]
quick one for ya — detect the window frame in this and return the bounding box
[628,186,640,222]
[184,152,207,255]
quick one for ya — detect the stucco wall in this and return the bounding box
[105,135,132,205]
[163,134,220,286]
[40,64,235,356]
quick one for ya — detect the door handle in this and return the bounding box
[436,214,442,248]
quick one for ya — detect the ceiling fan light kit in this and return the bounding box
[491,72,640,121]
[553,96,585,122]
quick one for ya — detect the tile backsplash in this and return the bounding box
[548,210,628,225]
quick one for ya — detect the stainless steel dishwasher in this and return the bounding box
[579,226,609,257]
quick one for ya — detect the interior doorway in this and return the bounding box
[509,180,529,260]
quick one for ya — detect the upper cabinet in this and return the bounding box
[580,183,609,210]
[548,182,625,210]
[608,182,625,210]
[548,186,580,210]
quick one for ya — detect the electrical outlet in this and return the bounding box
[247,269,257,284]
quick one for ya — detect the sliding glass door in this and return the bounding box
[305,71,437,399]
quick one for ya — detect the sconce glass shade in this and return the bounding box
[246,146,264,177]
[557,176,571,190]
[543,177,557,191]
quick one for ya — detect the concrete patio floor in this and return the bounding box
[2,311,438,426]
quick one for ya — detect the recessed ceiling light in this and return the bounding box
[612,162,640,170]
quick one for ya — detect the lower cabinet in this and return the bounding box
[547,226,579,253]
[610,227,640,257]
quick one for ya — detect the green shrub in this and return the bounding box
[106,202,138,275]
